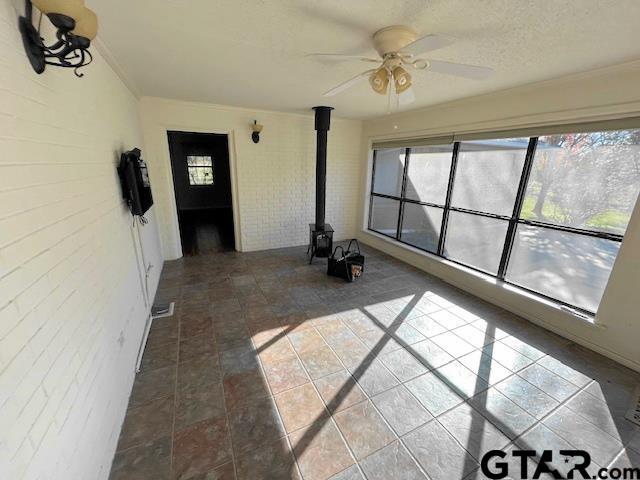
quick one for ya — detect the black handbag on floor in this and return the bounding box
[327,239,365,282]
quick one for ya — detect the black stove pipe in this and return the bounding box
[313,106,333,230]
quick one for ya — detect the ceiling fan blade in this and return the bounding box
[401,34,455,56]
[307,53,380,63]
[398,86,415,106]
[323,69,376,97]
[426,59,494,79]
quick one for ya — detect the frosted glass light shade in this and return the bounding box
[393,66,412,94]
[72,8,98,40]
[32,0,85,18]
[369,67,389,95]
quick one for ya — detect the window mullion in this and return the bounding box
[396,148,411,240]
[447,206,511,221]
[517,219,622,241]
[497,137,538,279]
[367,150,378,230]
[370,193,402,201]
[437,142,460,255]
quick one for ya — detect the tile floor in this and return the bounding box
[109,242,640,480]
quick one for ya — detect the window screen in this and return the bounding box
[368,125,640,314]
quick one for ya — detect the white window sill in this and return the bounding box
[362,229,603,329]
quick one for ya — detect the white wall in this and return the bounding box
[359,60,640,372]
[139,97,363,259]
[0,1,163,478]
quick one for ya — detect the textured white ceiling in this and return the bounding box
[88,0,640,119]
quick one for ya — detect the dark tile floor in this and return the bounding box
[109,242,640,480]
[178,208,235,256]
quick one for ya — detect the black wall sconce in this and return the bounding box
[18,0,98,77]
[251,120,263,143]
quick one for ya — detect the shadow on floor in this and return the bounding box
[109,241,640,480]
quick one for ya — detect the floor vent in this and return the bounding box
[626,386,640,427]
[152,302,175,319]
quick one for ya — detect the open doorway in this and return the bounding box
[167,131,235,256]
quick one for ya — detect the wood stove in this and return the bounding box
[307,106,334,264]
[307,223,334,264]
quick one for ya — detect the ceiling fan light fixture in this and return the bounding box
[393,66,412,94]
[369,67,389,95]
[309,25,493,108]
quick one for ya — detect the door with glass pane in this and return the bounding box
[167,131,235,255]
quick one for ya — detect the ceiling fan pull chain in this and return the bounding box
[386,78,392,114]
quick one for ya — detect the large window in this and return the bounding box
[368,126,640,314]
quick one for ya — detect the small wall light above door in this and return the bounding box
[18,0,98,77]
[251,120,263,143]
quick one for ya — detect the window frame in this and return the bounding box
[186,155,215,186]
[368,134,628,316]
[369,147,452,254]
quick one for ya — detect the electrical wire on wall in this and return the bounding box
[116,146,157,372]
[130,217,154,372]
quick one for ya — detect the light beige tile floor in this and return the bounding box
[109,243,640,480]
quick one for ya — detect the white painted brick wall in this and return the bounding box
[0,1,163,478]
[139,98,363,258]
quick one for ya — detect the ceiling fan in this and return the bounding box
[308,25,494,105]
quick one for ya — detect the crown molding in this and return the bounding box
[139,96,360,123]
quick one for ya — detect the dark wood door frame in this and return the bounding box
[166,130,238,254]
